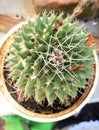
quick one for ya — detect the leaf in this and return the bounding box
[73,80,85,89]
[76,25,83,33]
[57,12,64,20]
[45,85,53,96]
[14,36,23,43]
[10,70,20,80]
[13,62,24,70]
[21,32,30,41]
[67,22,77,33]
[63,16,69,25]
[36,59,43,67]
[25,56,34,64]
[12,42,20,50]
[36,77,46,88]
[24,41,33,49]
[83,59,95,66]
[75,78,88,88]
[35,17,44,36]
[53,76,61,88]
[45,85,56,104]
[48,13,56,25]
[9,49,16,55]
[17,30,22,36]
[33,67,39,76]
[35,88,45,103]
[69,86,78,98]
[62,82,71,92]
[82,69,93,78]
[16,76,26,89]
[37,44,48,52]
[8,62,15,68]
[31,52,38,59]
[10,70,20,77]
[42,11,48,25]
[42,34,51,43]
[74,65,93,79]
[64,73,73,81]
[62,82,77,98]
[56,30,66,39]
[62,82,78,98]
[44,26,53,36]
[17,51,27,59]
[47,94,56,105]
[25,79,35,96]
[62,24,69,31]
[46,73,54,81]
[73,34,86,42]
[79,47,93,56]
[55,89,67,102]
[22,24,32,34]
[22,66,32,75]
[28,20,34,28]
[7,55,19,62]
[43,66,49,74]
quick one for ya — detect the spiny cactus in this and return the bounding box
[6,12,95,106]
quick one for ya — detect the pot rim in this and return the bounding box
[0,19,99,122]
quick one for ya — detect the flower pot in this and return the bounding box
[0,17,99,122]
[33,0,98,19]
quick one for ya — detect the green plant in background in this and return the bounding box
[1,115,54,130]
[6,11,94,106]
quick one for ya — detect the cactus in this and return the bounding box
[6,12,95,106]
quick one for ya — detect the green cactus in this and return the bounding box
[6,11,94,106]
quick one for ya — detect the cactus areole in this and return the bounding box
[3,12,95,115]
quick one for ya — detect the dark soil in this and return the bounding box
[3,63,85,114]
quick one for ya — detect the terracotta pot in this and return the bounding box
[33,0,98,19]
[0,20,99,122]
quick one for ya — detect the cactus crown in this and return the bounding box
[6,12,94,106]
